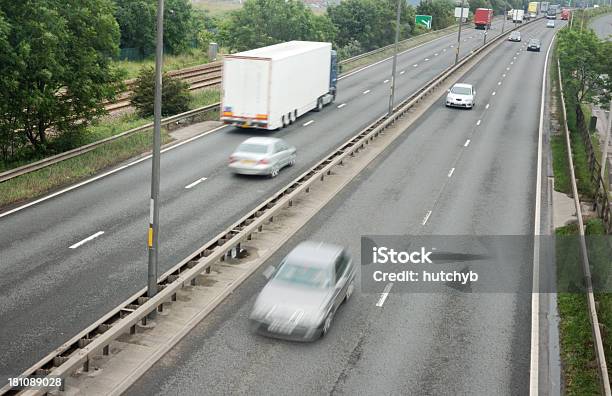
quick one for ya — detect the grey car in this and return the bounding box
[229,137,296,177]
[527,38,541,51]
[249,241,356,341]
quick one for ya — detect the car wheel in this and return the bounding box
[322,311,334,337]
[289,156,296,167]
[345,281,354,302]
[270,166,280,178]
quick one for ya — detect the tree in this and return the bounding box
[0,0,122,155]
[218,0,336,53]
[131,67,190,117]
[114,0,195,57]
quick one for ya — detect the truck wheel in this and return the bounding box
[316,98,323,112]
[288,112,294,124]
[281,115,288,128]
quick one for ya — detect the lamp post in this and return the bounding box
[147,0,165,313]
[388,0,402,116]
[455,0,466,64]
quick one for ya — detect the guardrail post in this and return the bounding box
[103,345,109,356]
[83,358,89,373]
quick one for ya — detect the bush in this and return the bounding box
[131,66,190,117]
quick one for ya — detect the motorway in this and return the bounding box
[128,20,562,395]
[590,12,612,40]
[0,21,511,379]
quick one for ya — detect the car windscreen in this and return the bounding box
[511,32,520,37]
[274,262,331,288]
[529,39,540,45]
[237,143,269,154]
[451,86,472,95]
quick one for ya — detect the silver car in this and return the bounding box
[229,137,296,177]
[250,241,356,341]
[446,83,476,109]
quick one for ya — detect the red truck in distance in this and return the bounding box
[474,8,494,29]
[561,8,570,20]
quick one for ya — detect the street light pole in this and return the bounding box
[455,1,465,64]
[147,0,164,311]
[502,3,507,33]
[388,0,401,116]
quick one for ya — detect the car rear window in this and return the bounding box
[451,86,472,95]
[237,143,269,154]
[275,263,331,288]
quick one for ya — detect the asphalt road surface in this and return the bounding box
[129,20,561,395]
[0,21,512,380]
[589,12,612,40]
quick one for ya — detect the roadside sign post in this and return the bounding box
[454,5,469,64]
[147,0,165,317]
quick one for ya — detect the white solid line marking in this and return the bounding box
[337,103,347,108]
[363,90,370,94]
[185,177,207,189]
[303,120,314,126]
[485,103,490,109]
[476,120,481,126]
[384,79,389,83]
[400,70,405,75]
[448,167,455,178]
[422,210,432,225]
[464,139,471,147]
[376,282,394,307]
[69,231,104,249]
[492,91,496,96]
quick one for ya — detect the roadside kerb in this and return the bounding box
[0,16,537,396]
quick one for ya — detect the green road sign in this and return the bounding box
[415,15,433,29]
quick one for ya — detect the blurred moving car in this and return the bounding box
[546,19,555,28]
[508,31,522,42]
[446,83,476,109]
[527,38,541,52]
[249,241,356,341]
[229,137,296,177]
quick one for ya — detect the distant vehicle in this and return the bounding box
[228,137,296,177]
[249,241,356,341]
[474,8,494,29]
[509,31,522,41]
[221,41,338,130]
[507,9,514,19]
[528,2,540,18]
[446,83,476,109]
[547,19,555,28]
[527,38,542,51]
[561,8,571,20]
[512,9,525,23]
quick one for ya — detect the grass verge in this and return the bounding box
[556,220,610,395]
[113,49,212,80]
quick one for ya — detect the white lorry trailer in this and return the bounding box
[512,9,525,23]
[221,41,338,130]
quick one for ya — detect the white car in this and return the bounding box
[229,137,296,177]
[446,83,476,109]
[546,20,555,28]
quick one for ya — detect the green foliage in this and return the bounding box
[218,0,336,52]
[0,0,122,161]
[131,66,190,117]
[328,0,414,52]
[416,0,455,31]
[114,0,197,56]
[558,28,611,106]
